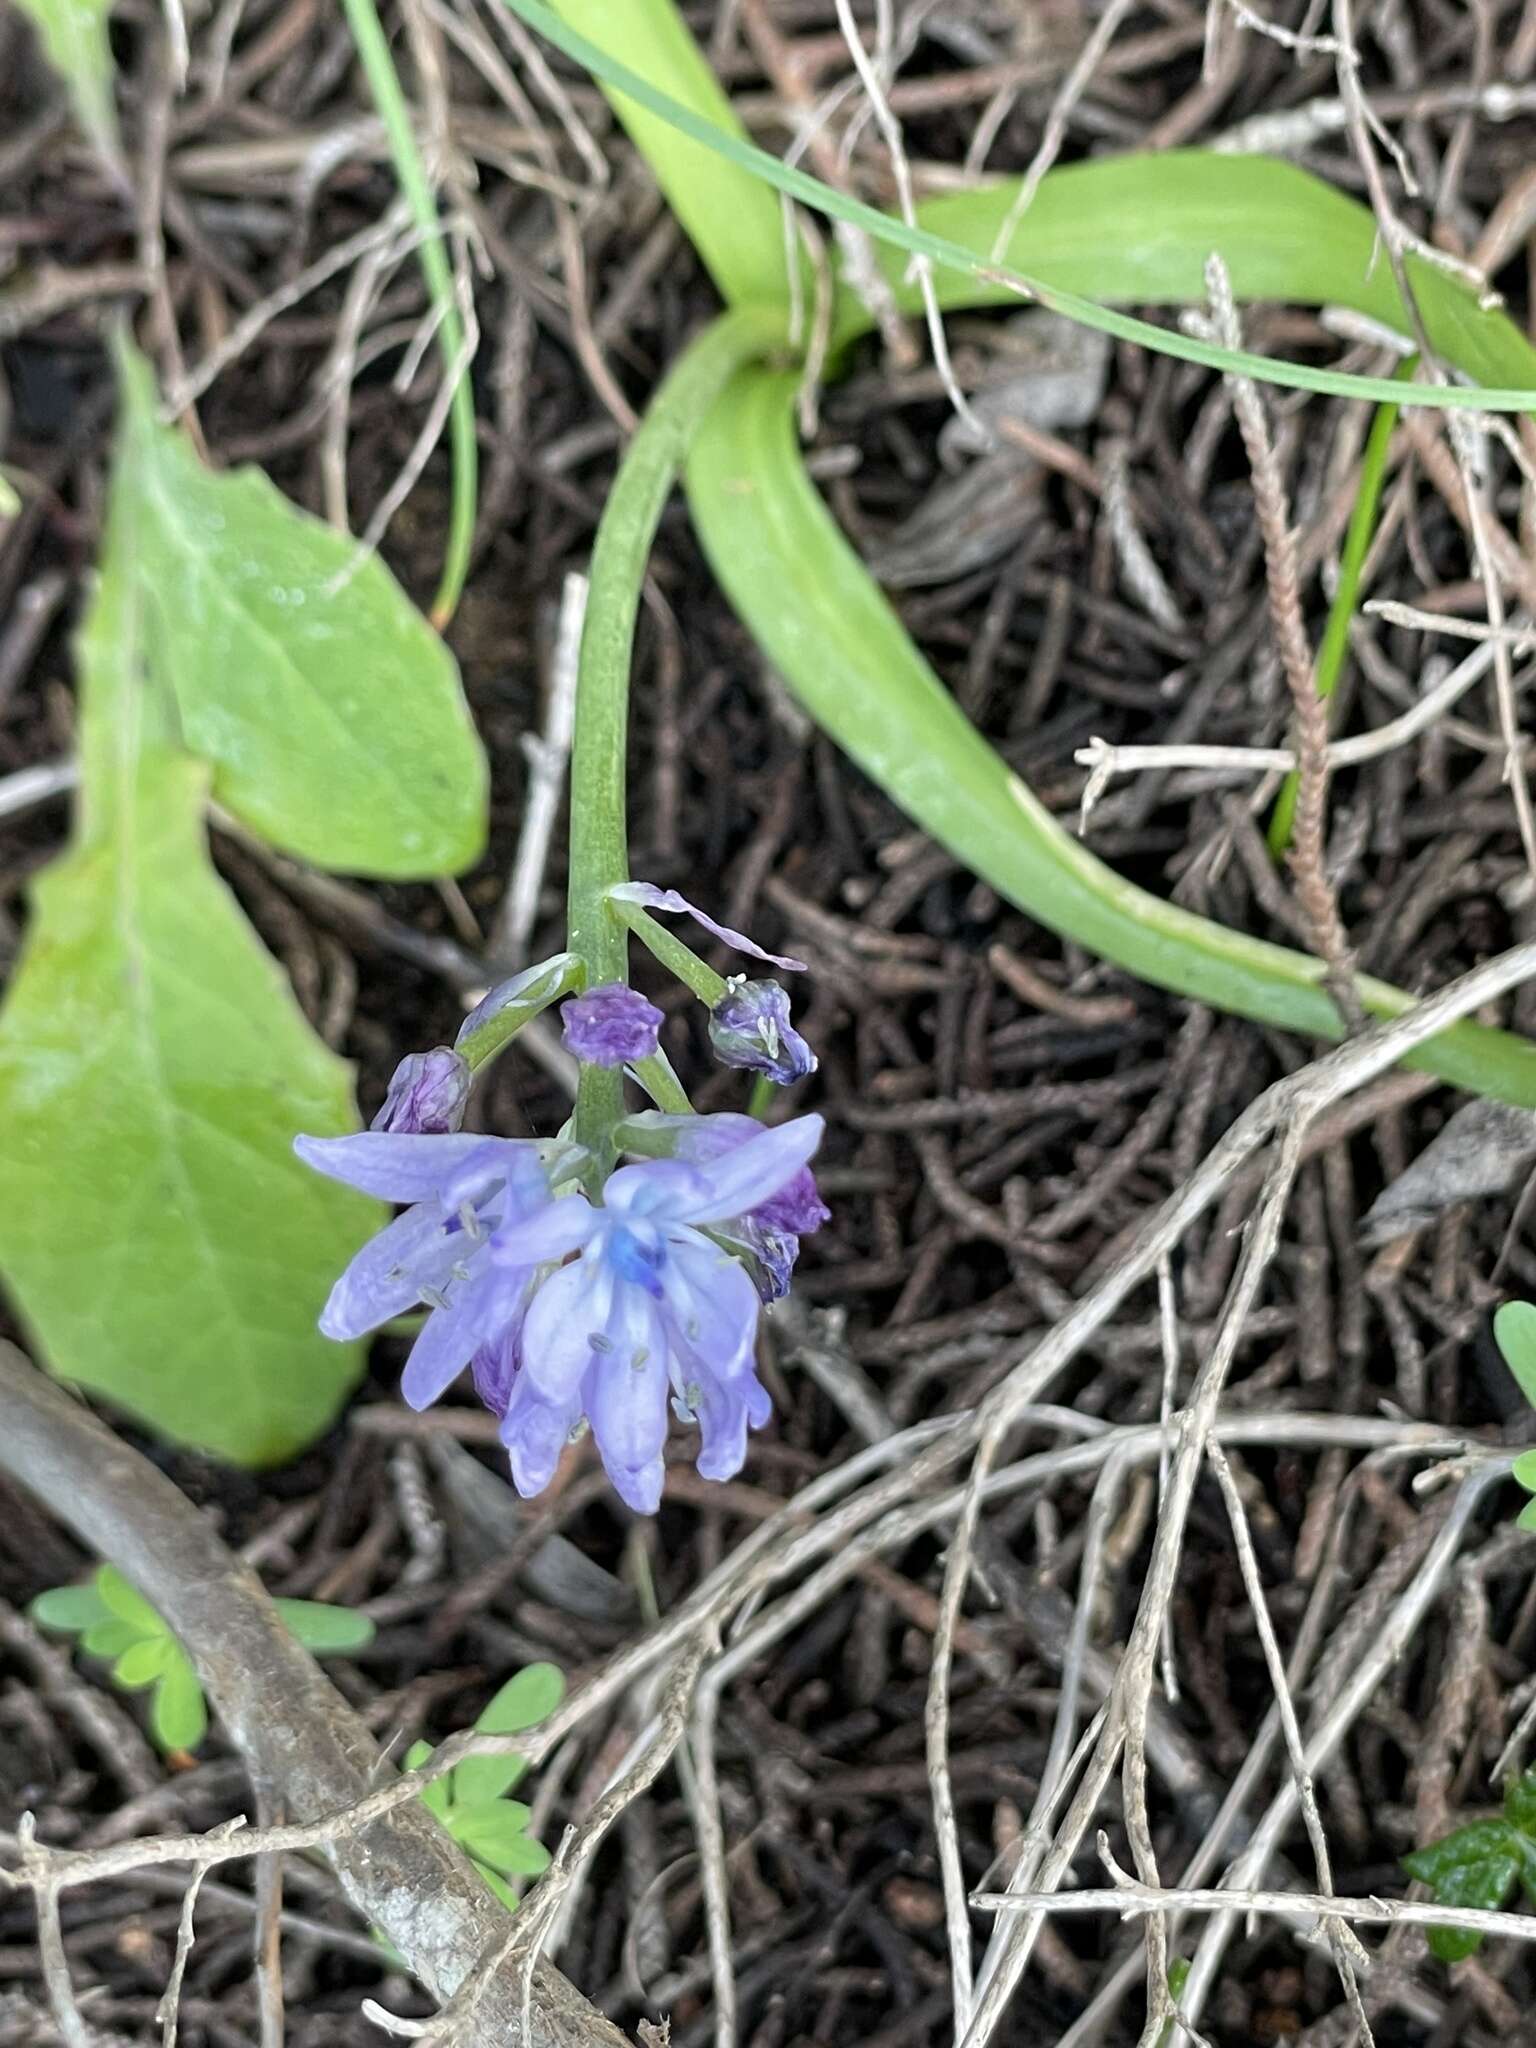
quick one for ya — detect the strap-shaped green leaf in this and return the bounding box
[686,368,1536,1105]
[1496,1303,1536,1411]
[114,344,487,879]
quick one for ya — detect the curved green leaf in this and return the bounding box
[79,1617,144,1660]
[113,1637,172,1689]
[0,467,381,1465]
[453,1662,565,1805]
[446,1799,536,1870]
[29,1581,114,1633]
[273,1599,377,1654]
[97,1567,166,1633]
[151,1652,209,1752]
[1404,1817,1522,1961]
[842,157,1536,402]
[1496,1303,1536,1411]
[546,0,790,306]
[115,344,487,879]
[504,0,1536,412]
[686,369,1536,1105]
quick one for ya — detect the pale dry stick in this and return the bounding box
[1154,1256,1181,1707]
[985,0,1140,263]
[1456,414,1536,881]
[1367,600,1536,646]
[18,1815,89,2048]
[327,236,480,597]
[473,0,610,190]
[0,1349,625,2048]
[976,1864,1536,1948]
[157,1846,225,2048]
[830,0,981,437]
[1054,1450,1396,2048]
[1100,439,1187,634]
[1205,1443,1372,2043]
[161,0,190,88]
[1215,0,1340,55]
[318,198,416,530]
[490,571,587,967]
[687,1429,1468,2048]
[1176,1463,1505,2027]
[1206,252,1362,1027]
[1074,628,1504,789]
[161,216,415,415]
[958,957,1536,2045]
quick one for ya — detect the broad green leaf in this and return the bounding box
[1404,1817,1521,1960]
[1513,1451,1536,1493]
[113,344,487,879]
[453,1663,564,1805]
[446,1800,536,1869]
[80,1618,147,1660]
[113,1637,172,1689]
[96,1567,166,1634]
[0,468,381,1465]
[151,1653,209,1752]
[273,1599,377,1654]
[685,367,1536,1108]
[1518,1495,1536,1532]
[29,1582,114,1632]
[1496,1303,1536,1411]
[14,0,119,171]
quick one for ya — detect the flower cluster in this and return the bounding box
[297,884,824,1515]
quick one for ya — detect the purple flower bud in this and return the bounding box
[371,1047,471,1135]
[709,979,817,1085]
[560,982,663,1068]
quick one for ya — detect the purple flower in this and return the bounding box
[560,982,664,1068]
[293,1129,586,1411]
[651,1111,829,1301]
[372,1047,472,1135]
[709,979,816,1085]
[494,1114,825,1513]
[608,882,806,972]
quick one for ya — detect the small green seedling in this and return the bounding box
[407,1662,564,1907]
[1402,1766,1536,1960]
[1493,1301,1536,1530]
[31,1566,376,1754]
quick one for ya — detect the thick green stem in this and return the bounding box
[341,0,477,626]
[565,306,785,1155]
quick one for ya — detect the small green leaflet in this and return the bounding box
[402,1662,564,1904]
[31,1566,374,1754]
[0,458,382,1464]
[114,343,487,880]
[1403,1770,1536,1961]
[1495,1302,1536,1410]
[14,0,120,172]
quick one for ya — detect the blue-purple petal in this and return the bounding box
[318,1202,458,1340]
[501,1379,581,1499]
[518,1254,612,1400]
[400,1266,519,1410]
[295,1131,514,1205]
[657,1115,825,1228]
[490,1192,597,1269]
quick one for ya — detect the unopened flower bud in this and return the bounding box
[561,982,663,1068]
[371,1047,471,1135]
[709,979,816,1085]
